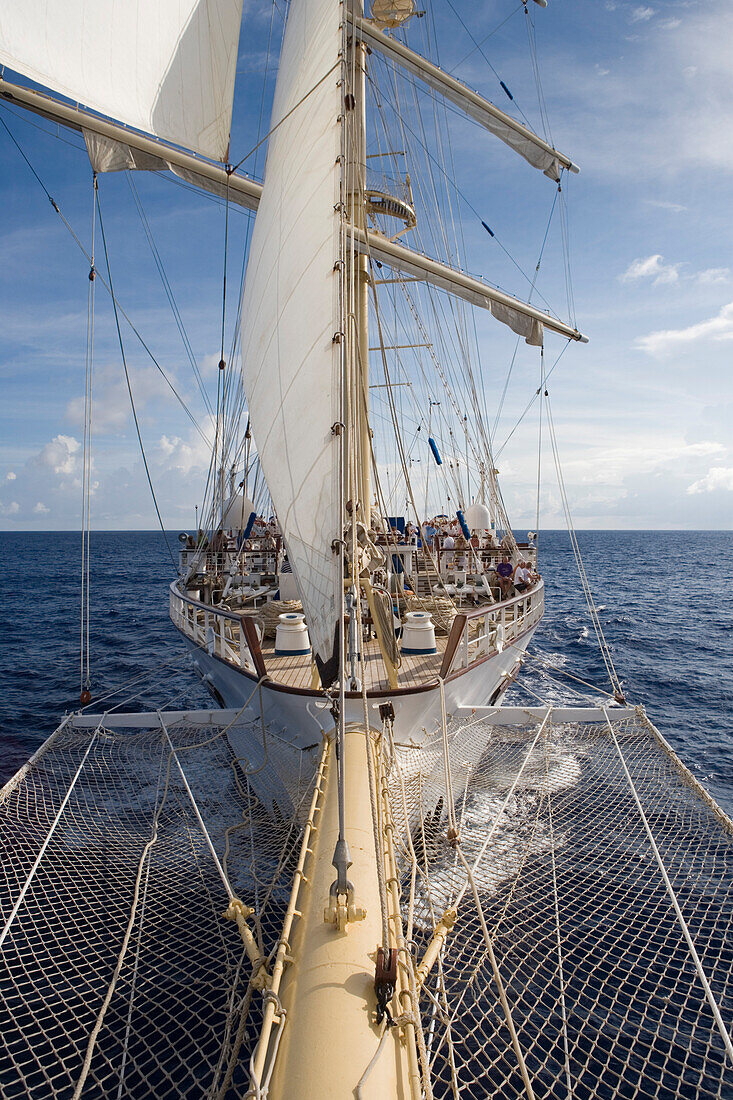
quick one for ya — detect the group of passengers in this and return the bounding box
[186,518,281,560]
[493,555,536,598]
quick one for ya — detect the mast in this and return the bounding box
[346,4,371,524]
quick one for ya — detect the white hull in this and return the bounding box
[181,625,539,808]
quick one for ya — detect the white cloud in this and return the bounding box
[34,435,81,476]
[32,501,49,514]
[621,254,681,284]
[65,364,177,434]
[158,419,213,476]
[5,471,16,481]
[687,467,733,494]
[696,267,730,284]
[636,301,733,356]
[660,18,681,30]
[1,501,19,516]
[622,255,729,288]
[630,6,655,22]
[644,199,686,213]
[202,352,225,376]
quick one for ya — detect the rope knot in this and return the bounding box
[389,1011,416,1030]
[223,898,255,922]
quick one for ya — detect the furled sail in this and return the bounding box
[239,0,342,663]
[0,76,262,208]
[0,0,244,162]
[354,16,577,181]
[358,229,587,343]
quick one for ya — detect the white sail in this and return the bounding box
[239,0,342,663]
[0,0,243,162]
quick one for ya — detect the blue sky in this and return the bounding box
[1,0,732,530]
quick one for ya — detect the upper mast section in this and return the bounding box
[344,0,372,525]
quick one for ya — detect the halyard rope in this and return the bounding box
[79,172,96,699]
[546,396,623,698]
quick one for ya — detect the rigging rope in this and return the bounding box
[534,346,544,548]
[79,173,97,702]
[0,114,210,446]
[126,172,214,420]
[545,394,623,698]
[490,184,560,443]
[95,186,177,569]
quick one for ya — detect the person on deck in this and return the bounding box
[454,533,468,571]
[422,520,436,549]
[513,560,531,593]
[496,553,514,597]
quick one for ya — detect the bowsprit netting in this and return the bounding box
[389,707,733,1100]
[0,710,321,1100]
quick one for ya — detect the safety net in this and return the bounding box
[0,710,321,1100]
[1,705,732,1098]
[389,707,733,1099]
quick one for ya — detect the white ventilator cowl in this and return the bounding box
[221,493,256,531]
[465,502,492,532]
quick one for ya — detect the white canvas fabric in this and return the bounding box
[83,131,257,208]
[490,300,544,347]
[238,0,342,662]
[0,0,243,161]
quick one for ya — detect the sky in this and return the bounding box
[1,0,732,531]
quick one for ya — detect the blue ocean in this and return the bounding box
[1,529,731,813]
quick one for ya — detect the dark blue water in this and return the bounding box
[1,530,731,813]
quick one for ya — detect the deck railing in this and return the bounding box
[439,580,545,679]
[169,583,267,677]
[178,546,282,576]
[171,577,545,689]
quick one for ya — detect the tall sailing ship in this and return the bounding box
[2,3,732,1099]
[161,0,586,763]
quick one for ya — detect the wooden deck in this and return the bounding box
[259,632,447,692]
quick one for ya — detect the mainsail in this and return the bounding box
[0,0,243,162]
[239,0,343,663]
